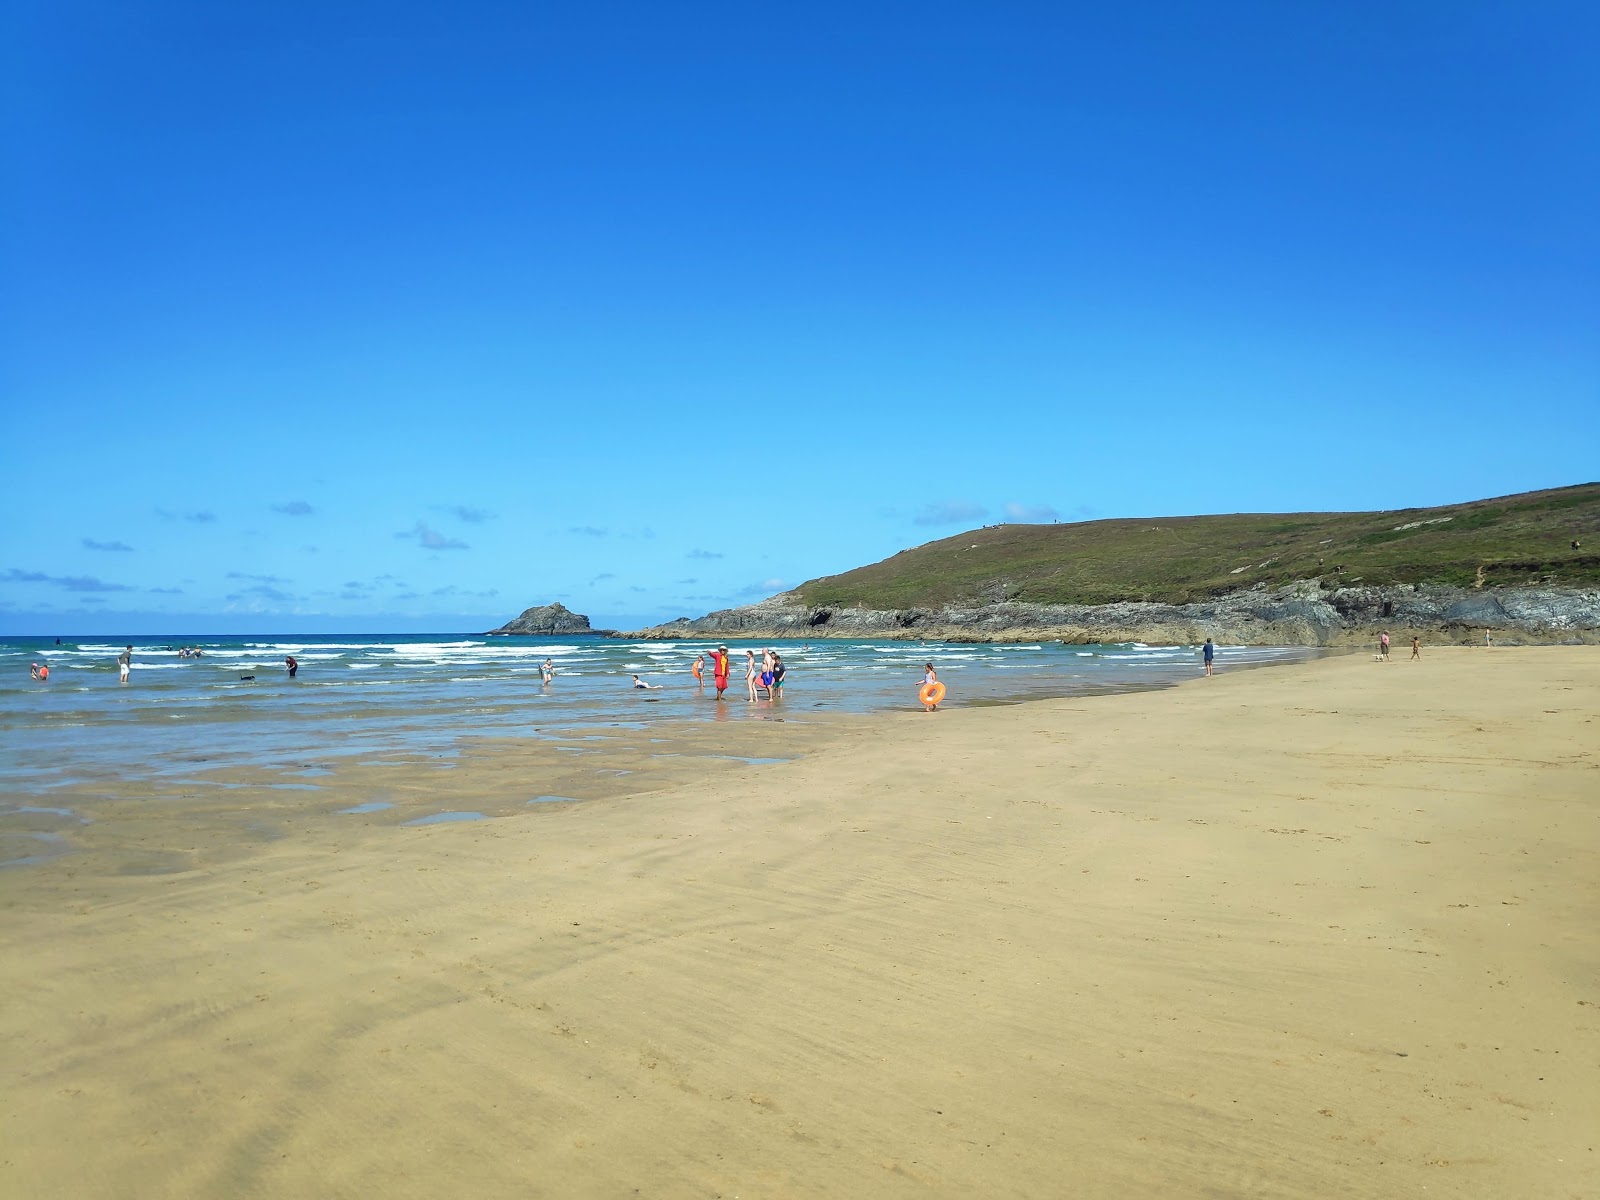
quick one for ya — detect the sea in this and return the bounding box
[0,634,1321,802]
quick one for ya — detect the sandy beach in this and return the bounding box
[2,648,1595,1198]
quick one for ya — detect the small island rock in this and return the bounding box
[488,602,594,636]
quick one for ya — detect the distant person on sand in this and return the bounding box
[285,655,298,678]
[692,655,704,688]
[711,645,730,699]
[1202,638,1215,677]
[1380,631,1390,661]
[1485,629,1493,648]
[631,674,661,689]
[117,645,132,684]
[1410,636,1421,661]
[541,658,555,684]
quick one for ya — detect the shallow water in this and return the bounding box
[1,633,1321,795]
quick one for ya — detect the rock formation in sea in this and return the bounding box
[627,582,1600,646]
[487,602,597,636]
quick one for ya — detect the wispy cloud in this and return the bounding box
[271,500,314,516]
[82,538,134,552]
[914,500,988,526]
[148,586,184,595]
[687,548,723,560]
[395,522,469,551]
[226,572,290,584]
[157,508,217,523]
[226,584,296,604]
[739,577,787,596]
[2,568,134,593]
[569,525,608,537]
[589,572,616,584]
[1003,502,1059,522]
[436,504,494,523]
[430,585,499,598]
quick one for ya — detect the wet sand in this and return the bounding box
[2,648,1596,1198]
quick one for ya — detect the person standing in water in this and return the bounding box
[1410,635,1421,661]
[771,653,785,697]
[711,645,730,699]
[1202,638,1215,677]
[744,649,760,701]
[117,644,132,685]
[692,655,705,689]
[541,658,555,684]
[285,655,298,678]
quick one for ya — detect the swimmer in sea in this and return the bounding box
[542,658,555,684]
[692,655,705,688]
[711,645,730,700]
[631,674,661,690]
[38,663,48,682]
[30,663,39,680]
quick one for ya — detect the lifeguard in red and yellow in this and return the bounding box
[710,646,731,699]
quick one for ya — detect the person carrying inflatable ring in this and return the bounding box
[919,662,945,711]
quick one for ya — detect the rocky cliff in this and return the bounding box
[487,602,598,636]
[633,583,1600,646]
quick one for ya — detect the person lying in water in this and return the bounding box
[631,674,662,689]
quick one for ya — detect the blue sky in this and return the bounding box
[3,1,1596,633]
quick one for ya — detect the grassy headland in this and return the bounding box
[795,483,1599,610]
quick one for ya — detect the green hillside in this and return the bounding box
[794,484,1600,609]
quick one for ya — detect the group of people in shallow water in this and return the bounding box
[691,646,788,702]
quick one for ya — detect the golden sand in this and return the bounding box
[3,648,1596,1197]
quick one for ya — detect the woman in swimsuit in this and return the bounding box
[745,650,760,701]
[692,655,704,687]
[921,662,940,711]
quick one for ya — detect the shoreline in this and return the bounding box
[3,647,1595,1197]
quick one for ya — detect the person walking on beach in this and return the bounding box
[920,662,942,711]
[710,645,730,699]
[1410,636,1421,661]
[1380,631,1391,661]
[117,645,132,685]
[1202,638,1215,677]
[285,655,298,678]
[1485,629,1493,648]
[692,655,705,688]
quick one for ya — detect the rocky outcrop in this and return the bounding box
[487,602,597,636]
[630,583,1600,646]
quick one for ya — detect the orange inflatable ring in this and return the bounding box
[919,681,946,706]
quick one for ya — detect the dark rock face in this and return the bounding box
[630,582,1600,646]
[488,602,593,636]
